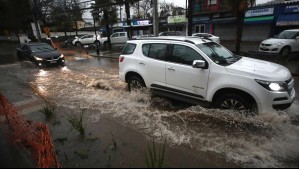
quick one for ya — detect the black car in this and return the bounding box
[16,42,65,67]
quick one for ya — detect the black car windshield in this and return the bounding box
[276,31,297,39]
[196,42,241,66]
[30,44,55,53]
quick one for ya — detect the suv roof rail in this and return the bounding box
[131,37,196,44]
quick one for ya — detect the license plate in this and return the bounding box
[50,60,57,64]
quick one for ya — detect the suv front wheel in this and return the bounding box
[214,94,256,115]
[128,76,145,92]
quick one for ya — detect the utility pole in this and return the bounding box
[187,0,193,36]
[153,0,159,36]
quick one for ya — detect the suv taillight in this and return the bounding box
[119,56,125,62]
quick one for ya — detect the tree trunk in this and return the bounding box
[235,11,245,54]
[125,0,132,39]
[104,9,112,51]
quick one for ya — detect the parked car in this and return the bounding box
[72,34,107,47]
[16,42,65,67]
[192,33,220,44]
[119,36,295,114]
[259,29,299,56]
[158,31,184,36]
[110,32,129,46]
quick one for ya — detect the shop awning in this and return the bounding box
[276,14,299,26]
[244,16,274,24]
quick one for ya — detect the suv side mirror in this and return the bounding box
[192,60,208,69]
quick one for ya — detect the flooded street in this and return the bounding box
[1,58,299,167]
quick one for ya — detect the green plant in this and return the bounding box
[145,137,167,168]
[66,110,86,136]
[40,103,55,120]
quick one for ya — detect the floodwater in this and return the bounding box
[5,58,299,168]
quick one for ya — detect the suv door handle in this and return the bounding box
[167,67,175,71]
[139,62,145,65]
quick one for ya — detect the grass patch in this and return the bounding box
[40,103,56,120]
[66,109,86,136]
[145,137,167,168]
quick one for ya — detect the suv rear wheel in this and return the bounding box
[128,76,145,92]
[214,94,256,115]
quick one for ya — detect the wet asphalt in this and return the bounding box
[0,46,299,167]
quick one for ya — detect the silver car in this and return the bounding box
[259,29,299,56]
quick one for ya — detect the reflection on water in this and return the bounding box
[14,63,299,168]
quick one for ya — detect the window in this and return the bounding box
[111,33,119,38]
[142,44,150,56]
[195,25,205,33]
[207,0,217,5]
[122,43,136,55]
[169,45,203,65]
[120,33,126,37]
[142,43,167,60]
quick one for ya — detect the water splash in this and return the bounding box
[16,64,299,168]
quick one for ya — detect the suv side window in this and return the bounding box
[122,43,136,55]
[111,33,119,38]
[169,45,203,65]
[143,43,167,60]
[120,33,126,37]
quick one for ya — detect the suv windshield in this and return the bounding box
[276,31,298,39]
[196,42,241,66]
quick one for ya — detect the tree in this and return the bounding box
[131,0,152,19]
[223,0,256,54]
[0,0,32,40]
[159,1,184,17]
[49,0,85,37]
[115,0,139,39]
[92,0,118,50]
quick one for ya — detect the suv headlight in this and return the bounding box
[60,54,64,58]
[272,42,285,47]
[255,79,286,91]
[34,56,43,61]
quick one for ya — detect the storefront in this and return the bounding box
[192,16,210,33]
[243,7,275,41]
[275,4,299,34]
[166,15,188,35]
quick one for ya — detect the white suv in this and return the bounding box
[119,36,295,114]
[259,29,299,56]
